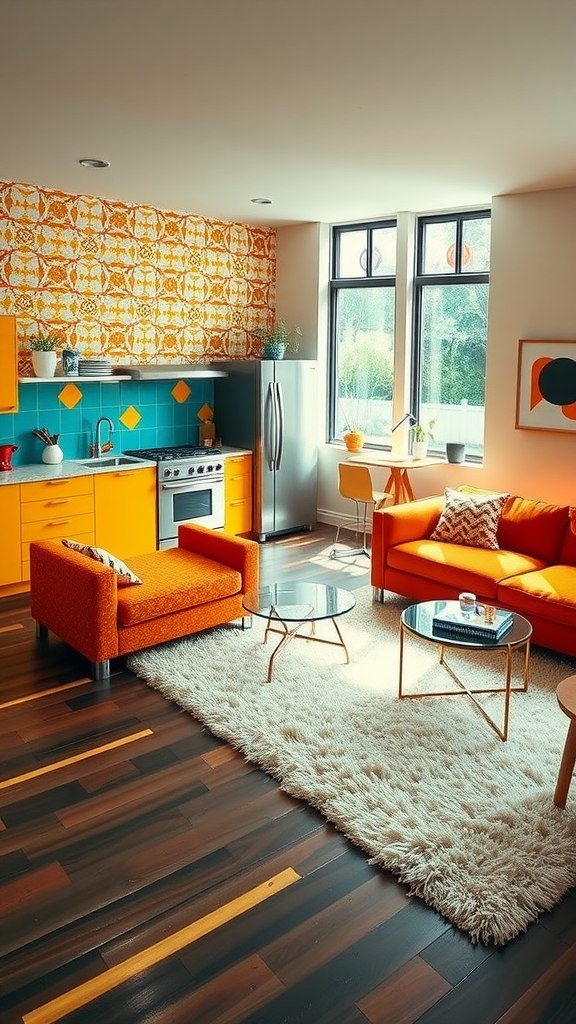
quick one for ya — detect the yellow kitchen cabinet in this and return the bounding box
[224,454,253,536]
[0,315,18,414]
[20,476,95,580]
[94,467,157,556]
[0,483,22,586]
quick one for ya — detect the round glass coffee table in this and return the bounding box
[399,600,532,741]
[242,582,356,682]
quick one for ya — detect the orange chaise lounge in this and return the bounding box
[370,486,576,658]
[29,523,259,682]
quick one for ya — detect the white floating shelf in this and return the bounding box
[19,376,132,383]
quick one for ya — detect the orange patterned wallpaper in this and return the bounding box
[0,181,276,364]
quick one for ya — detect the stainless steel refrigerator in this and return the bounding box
[214,360,318,541]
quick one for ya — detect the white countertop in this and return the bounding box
[0,446,251,486]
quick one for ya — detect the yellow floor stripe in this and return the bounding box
[0,730,153,790]
[0,679,92,710]
[0,622,24,634]
[24,867,301,1024]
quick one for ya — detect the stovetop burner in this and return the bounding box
[125,445,222,462]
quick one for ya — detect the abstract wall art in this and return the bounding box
[516,339,576,433]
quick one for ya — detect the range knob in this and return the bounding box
[164,468,172,478]
[188,465,196,475]
[173,467,180,477]
[206,464,214,473]
[215,462,223,472]
[197,464,205,474]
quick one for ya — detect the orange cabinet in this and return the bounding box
[20,476,95,579]
[0,315,18,414]
[224,454,252,536]
[94,467,157,557]
[0,484,22,585]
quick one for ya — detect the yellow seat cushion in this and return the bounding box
[117,548,242,627]
[388,539,545,599]
[498,566,576,628]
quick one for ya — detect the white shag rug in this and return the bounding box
[127,587,576,946]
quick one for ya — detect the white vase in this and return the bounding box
[32,350,58,378]
[412,440,428,459]
[42,444,64,465]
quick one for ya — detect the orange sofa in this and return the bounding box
[371,490,576,657]
[30,523,259,681]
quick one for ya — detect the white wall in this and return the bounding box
[277,187,576,530]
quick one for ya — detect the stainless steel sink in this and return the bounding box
[75,455,145,468]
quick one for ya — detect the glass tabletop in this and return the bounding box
[243,581,356,622]
[402,600,532,648]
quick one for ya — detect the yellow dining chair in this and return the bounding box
[330,462,391,560]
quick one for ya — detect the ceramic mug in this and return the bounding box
[458,591,476,619]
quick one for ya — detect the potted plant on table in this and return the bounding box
[410,419,436,459]
[340,406,367,452]
[26,335,60,378]
[251,319,302,360]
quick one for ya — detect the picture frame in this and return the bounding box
[516,339,576,433]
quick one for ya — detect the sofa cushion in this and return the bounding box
[430,488,509,549]
[117,547,242,627]
[62,539,143,585]
[387,539,545,599]
[497,497,570,563]
[498,566,576,629]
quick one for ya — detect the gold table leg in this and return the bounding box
[262,606,351,683]
[398,622,531,741]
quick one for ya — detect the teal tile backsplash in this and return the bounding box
[1,379,216,466]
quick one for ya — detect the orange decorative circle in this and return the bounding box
[446,242,473,269]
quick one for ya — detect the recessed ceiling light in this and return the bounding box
[79,158,110,169]
[251,197,272,205]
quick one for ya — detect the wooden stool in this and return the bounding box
[554,675,576,809]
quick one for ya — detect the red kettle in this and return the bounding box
[0,444,18,471]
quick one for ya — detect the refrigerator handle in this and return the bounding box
[266,381,277,470]
[275,381,284,469]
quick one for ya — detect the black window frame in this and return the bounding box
[410,209,491,460]
[328,219,397,444]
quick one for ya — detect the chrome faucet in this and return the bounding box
[95,416,114,458]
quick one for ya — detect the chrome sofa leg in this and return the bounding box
[372,587,384,603]
[92,660,110,683]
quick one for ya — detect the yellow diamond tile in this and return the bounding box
[58,383,83,409]
[172,380,191,404]
[120,405,142,430]
[197,403,213,421]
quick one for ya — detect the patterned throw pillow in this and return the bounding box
[62,539,143,585]
[430,487,509,550]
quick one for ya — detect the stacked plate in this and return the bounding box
[78,358,113,377]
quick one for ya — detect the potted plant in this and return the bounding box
[340,405,367,452]
[251,319,302,360]
[26,335,60,378]
[411,418,436,459]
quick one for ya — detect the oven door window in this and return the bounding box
[172,487,213,524]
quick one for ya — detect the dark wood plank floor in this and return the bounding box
[1,524,576,1024]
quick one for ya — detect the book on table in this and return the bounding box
[432,605,514,641]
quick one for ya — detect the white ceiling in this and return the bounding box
[3,0,576,228]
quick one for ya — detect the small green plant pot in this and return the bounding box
[262,341,287,360]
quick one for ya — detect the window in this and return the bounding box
[328,211,490,457]
[328,221,397,443]
[412,211,491,460]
